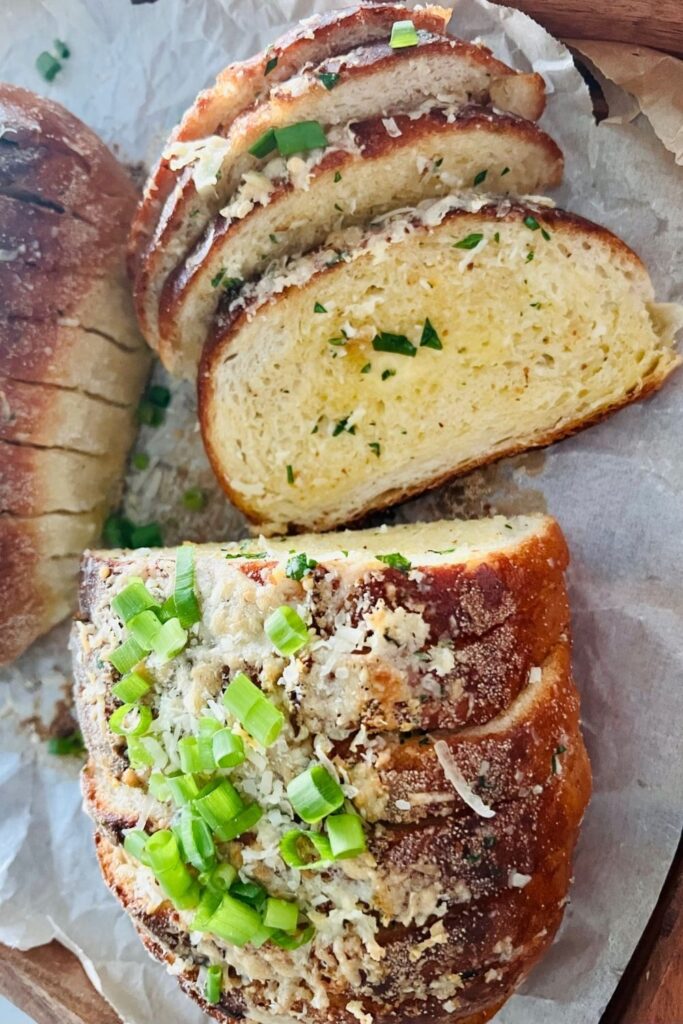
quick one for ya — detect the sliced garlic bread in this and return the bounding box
[200,198,681,533]
[160,109,562,372]
[136,35,544,363]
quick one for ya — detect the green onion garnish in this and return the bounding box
[157,595,176,623]
[285,552,317,581]
[279,828,333,868]
[146,830,199,908]
[274,120,328,156]
[223,671,284,746]
[264,898,299,932]
[473,169,488,186]
[174,546,201,629]
[264,606,309,656]
[286,764,344,823]
[154,617,188,661]
[389,19,419,48]
[182,487,206,512]
[36,52,62,81]
[271,924,315,949]
[132,452,149,471]
[195,779,244,831]
[204,965,223,1005]
[207,893,262,947]
[318,71,340,90]
[112,669,150,704]
[178,736,215,774]
[191,888,223,931]
[123,829,150,864]
[205,863,238,893]
[420,317,442,350]
[47,730,85,756]
[148,773,171,801]
[524,215,540,231]
[175,808,216,872]
[372,332,416,357]
[107,636,146,674]
[127,609,162,652]
[376,552,412,572]
[230,879,268,911]
[264,54,278,75]
[126,735,155,768]
[109,703,152,737]
[326,813,367,859]
[249,128,277,158]
[167,773,200,806]
[453,233,484,250]
[112,579,159,623]
[212,728,246,768]
[215,802,263,841]
[224,550,267,560]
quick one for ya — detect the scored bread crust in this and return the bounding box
[199,200,681,534]
[0,84,149,662]
[158,108,563,373]
[129,3,453,346]
[134,32,545,362]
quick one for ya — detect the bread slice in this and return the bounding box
[128,2,452,294]
[159,109,562,374]
[0,442,121,515]
[136,35,545,361]
[200,197,682,533]
[73,514,589,1024]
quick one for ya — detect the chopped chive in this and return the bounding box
[541,228,552,241]
[286,464,295,485]
[473,169,487,186]
[264,54,278,75]
[501,166,510,176]
[376,552,411,572]
[36,52,61,81]
[372,332,416,357]
[332,415,355,436]
[47,730,85,756]
[314,302,327,313]
[368,442,381,457]
[453,232,483,250]
[318,71,340,90]
[204,965,223,1005]
[523,215,540,231]
[249,128,277,159]
[420,318,442,350]
[132,452,149,471]
[274,121,328,157]
[334,171,342,183]
[182,487,206,512]
[381,368,396,381]
[389,19,418,48]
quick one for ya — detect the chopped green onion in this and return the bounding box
[155,596,175,623]
[146,830,199,907]
[199,717,222,736]
[191,888,223,930]
[279,829,333,869]
[202,862,238,894]
[182,487,206,512]
[264,606,309,657]
[264,898,299,932]
[326,813,367,859]
[285,553,318,581]
[175,808,216,872]
[130,522,164,548]
[376,552,412,572]
[127,609,162,652]
[224,550,267,560]
[207,893,262,947]
[178,736,214,774]
[274,121,328,157]
[453,233,484,250]
[112,668,151,704]
[107,636,146,675]
[167,772,200,805]
[212,728,246,768]
[195,779,244,831]
[372,332,416,357]
[132,452,149,471]
[264,54,278,75]
[36,52,61,81]
[112,577,157,622]
[109,703,152,737]
[389,19,419,48]
[251,925,277,948]
[223,671,284,745]
[123,829,150,864]
[126,736,155,768]
[204,964,223,1005]
[148,772,171,801]
[174,546,201,628]
[271,924,315,949]
[230,879,268,912]
[523,215,540,231]
[318,71,340,90]
[215,803,263,842]
[47,730,84,756]
[473,169,488,186]
[248,128,277,158]
[420,318,442,350]
[153,617,188,660]
[286,764,344,823]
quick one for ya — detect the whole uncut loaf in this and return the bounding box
[72,514,591,1024]
[0,84,150,663]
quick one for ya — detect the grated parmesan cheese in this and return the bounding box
[434,740,496,818]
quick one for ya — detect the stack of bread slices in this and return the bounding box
[129,2,680,534]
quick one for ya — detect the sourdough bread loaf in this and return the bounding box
[72,514,590,1024]
[0,84,150,663]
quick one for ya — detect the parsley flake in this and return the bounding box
[286,552,318,581]
[286,464,295,485]
[420,318,442,350]
[376,552,412,572]
[368,442,381,457]
[314,302,327,313]
[453,232,483,250]
[473,169,488,186]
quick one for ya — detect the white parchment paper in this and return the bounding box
[1,1,682,1022]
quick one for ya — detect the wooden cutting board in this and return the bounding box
[0,1,682,1022]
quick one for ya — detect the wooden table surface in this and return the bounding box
[1,0,682,1021]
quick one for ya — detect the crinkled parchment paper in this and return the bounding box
[1,1,682,1022]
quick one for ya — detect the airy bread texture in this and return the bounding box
[200,197,682,533]
[72,514,590,1024]
[160,109,562,374]
[0,84,150,663]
